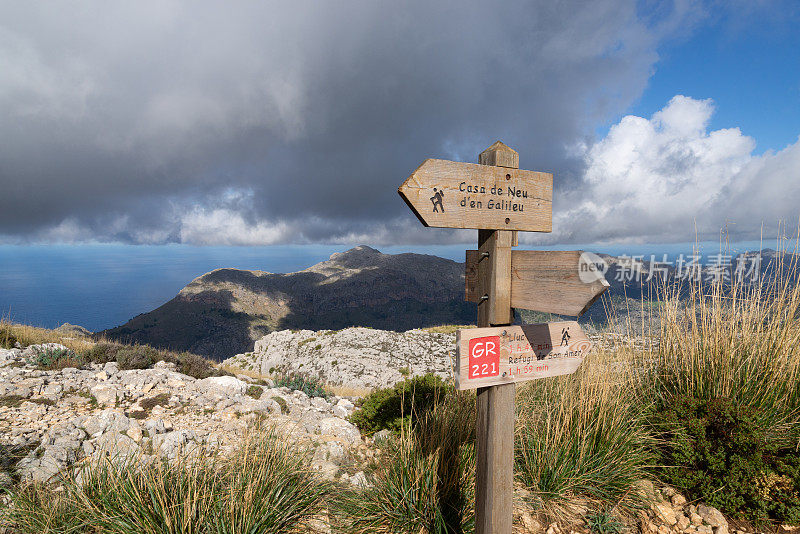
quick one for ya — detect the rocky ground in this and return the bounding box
[222,326,642,391]
[519,481,751,534]
[224,326,456,390]
[0,343,366,487]
[0,334,781,534]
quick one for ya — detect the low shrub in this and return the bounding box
[653,395,800,523]
[115,345,159,370]
[0,324,17,348]
[271,396,289,414]
[0,395,25,408]
[274,372,331,399]
[584,509,626,534]
[139,393,171,414]
[84,342,121,364]
[85,342,227,378]
[246,385,264,399]
[174,351,226,379]
[349,373,451,436]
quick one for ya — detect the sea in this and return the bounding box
[0,240,771,332]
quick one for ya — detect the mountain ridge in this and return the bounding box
[101,246,473,360]
[102,245,790,361]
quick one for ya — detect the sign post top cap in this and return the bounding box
[479,141,519,169]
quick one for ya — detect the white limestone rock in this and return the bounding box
[224,326,455,390]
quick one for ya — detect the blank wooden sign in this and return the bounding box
[398,159,553,232]
[455,321,593,390]
[465,250,609,317]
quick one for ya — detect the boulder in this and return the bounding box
[698,505,728,534]
[318,417,361,446]
[81,409,131,436]
[91,384,120,406]
[652,502,677,526]
[0,348,21,367]
[198,376,248,396]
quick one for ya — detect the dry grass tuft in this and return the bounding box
[0,318,94,353]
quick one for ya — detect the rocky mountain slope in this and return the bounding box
[102,246,472,360]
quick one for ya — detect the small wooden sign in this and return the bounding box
[398,158,553,232]
[465,250,609,316]
[455,321,593,390]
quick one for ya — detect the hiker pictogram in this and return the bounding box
[560,327,571,346]
[430,188,445,213]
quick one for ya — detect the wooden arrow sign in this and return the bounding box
[398,158,553,232]
[455,321,593,390]
[465,250,609,316]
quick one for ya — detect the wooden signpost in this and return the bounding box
[398,151,553,232]
[465,250,609,316]
[399,141,608,534]
[455,321,593,389]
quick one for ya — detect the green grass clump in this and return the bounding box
[273,372,330,399]
[29,346,86,370]
[336,392,476,533]
[515,353,655,516]
[349,373,450,436]
[3,427,329,534]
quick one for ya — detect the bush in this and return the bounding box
[115,345,159,370]
[174,351,225,379]
[349,374,451,436]
[84,342,121,364]
[274,372,331,399]
[139,393,171,414]
[653,395,800,523]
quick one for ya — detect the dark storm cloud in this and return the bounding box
[0,1,702,245]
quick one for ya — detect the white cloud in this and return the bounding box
[551,95,800,243]
[178,208,292,246]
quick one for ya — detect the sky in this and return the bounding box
[0,0,799,248]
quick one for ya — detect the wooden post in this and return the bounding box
[475,141,517,534]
